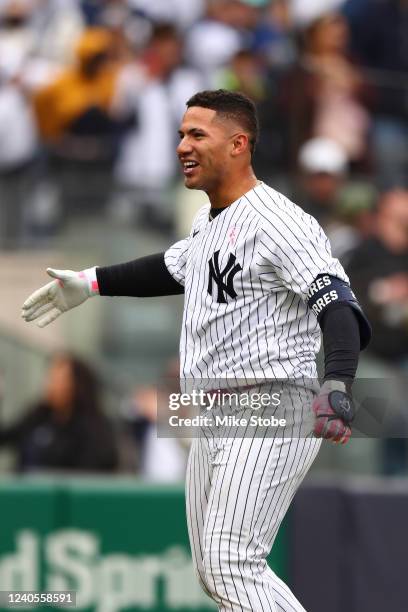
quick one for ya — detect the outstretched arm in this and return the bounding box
[96,252,184,297]
[21,253,184,328]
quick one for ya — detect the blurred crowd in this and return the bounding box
[0,352,189,480]
[0,0,407,242]
[0,353,119,472]
[0,0,407,476]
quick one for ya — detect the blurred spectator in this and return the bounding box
[0,353,118,472]
[216,48,267,102]
[347,0,408,188]
[0,0,81,249]
[0,0,84,90]
[295,138,377,264]
[280,12,371,170]
[185,0,260,86]
[347,188,408,474]
[132,0,205,31]
[84,0,151,60]
[0,74,38,248]
[33,27,129,222]
[252,0,296,69]
[112,22,203,229]
[34,27,119,148]
[330,180,376,265]
[289,0,345,28]
[0,0,35,80]
[347,188,408,364]
[30,0,85,67]
[297,137,348,225]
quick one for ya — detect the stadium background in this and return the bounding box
[0,0,407,610]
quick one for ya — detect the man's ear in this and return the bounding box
[231,133,249,157]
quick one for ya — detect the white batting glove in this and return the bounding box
[21,267,99,328]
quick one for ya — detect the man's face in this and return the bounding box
[177,106,238,191]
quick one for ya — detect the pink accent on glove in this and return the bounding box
[79,268,99,296]
[312,393,351,444]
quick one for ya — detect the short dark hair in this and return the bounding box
[186,89,259,156]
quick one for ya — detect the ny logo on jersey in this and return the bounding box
[208,250,242,304]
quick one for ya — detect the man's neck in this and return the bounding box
[207,171,259,209]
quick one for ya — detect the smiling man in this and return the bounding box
[177,93,258,206]
[22,89,370,611]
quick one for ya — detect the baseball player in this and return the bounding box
[22,90,371,611]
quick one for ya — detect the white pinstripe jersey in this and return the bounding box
[165,182,348,381]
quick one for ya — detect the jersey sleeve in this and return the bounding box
[164,237,190,287]
[164,203,210,287]
[258,208,349,301]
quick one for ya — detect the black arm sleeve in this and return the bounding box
[320,302,361,383]
[96,252,184,297]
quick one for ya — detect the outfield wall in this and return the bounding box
[0,478,288,612]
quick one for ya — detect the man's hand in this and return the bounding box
[21,267,98,328]
[312,380,355,444]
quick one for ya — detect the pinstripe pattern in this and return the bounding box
[165,182,347,609]
[186,386,322,611]
[165,182,348,382]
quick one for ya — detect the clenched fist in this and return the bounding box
[313,380,355,444]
